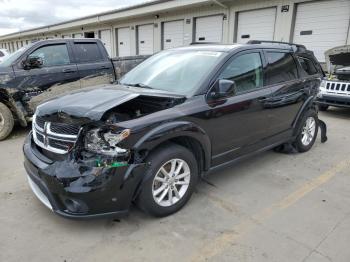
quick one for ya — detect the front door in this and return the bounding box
[205,51,273,166]
[13,43,80,113]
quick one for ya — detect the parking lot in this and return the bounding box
[0,108,349,262]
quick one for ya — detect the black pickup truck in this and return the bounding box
[0,39,146,140]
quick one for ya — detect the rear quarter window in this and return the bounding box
[265,52,298,85]
[297,57,318,75]
[74,42,104,63]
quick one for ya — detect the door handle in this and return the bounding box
[62,68,76,73]
[100,65,110,69]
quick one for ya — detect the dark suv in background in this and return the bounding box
[23,41,324,219]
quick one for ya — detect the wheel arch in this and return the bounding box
[132,121,211,173]
[292,96,317,135]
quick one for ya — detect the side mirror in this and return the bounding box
[23,56,43,69]
[209,79,236,99]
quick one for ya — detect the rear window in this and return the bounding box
[298,57,318,75]
[74,43,104,63]
[265,52,298,85]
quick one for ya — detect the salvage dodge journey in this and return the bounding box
[23,41,326,219]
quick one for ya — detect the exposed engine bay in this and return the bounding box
[103,95,185,123]
[325,45,350,81]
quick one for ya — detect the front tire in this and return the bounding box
[0,102,14,141]
[294,110,319,153]
[137,144,198,217]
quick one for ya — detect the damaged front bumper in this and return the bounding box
[23,132,146,219]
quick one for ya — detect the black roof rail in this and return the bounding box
[247,40,306,51]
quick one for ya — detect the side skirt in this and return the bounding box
[205,137,294,176]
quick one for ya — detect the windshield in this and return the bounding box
[120,50,226,96]
[0,45,31,67]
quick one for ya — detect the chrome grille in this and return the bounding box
[32,115,81,154]
[50,123,80,135]
[35,116,46,129]
[322,80,350,96]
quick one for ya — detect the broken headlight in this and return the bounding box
[84,128,130,156]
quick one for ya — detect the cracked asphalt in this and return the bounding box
[0,108,349,262]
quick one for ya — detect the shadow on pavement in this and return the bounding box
[320,107,350,120]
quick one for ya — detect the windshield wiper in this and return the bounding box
[122,83,154,89]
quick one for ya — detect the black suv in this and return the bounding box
[23,41,324,219]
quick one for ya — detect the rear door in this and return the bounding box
[13,42,80,111]
[72,41,114,88]
[262,50,305,134]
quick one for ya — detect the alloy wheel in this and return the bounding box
[152,159,191,207]
[301,117,316,146]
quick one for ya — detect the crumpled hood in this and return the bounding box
[36,84,184,121]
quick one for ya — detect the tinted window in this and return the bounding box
[219,52,263,94]
[74,43,103,63]
[298,57,318,75]
[265,52,298,85]
[29,44,70,67]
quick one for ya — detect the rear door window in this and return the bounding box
[74,43,104,63]
[265,52,298,85]
[298,57,318,75]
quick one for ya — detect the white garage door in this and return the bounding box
[99,29,112,57]
[293,0,350,62]
[195,15,223,43]
[117,27,131,57]
[237,8,277,43]
[138,24,154,55]
[163,20,184,50]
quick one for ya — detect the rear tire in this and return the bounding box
[294,110,318,153]
[318,105,329,111]
[137,144,198,217]
[0,102,14,141]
